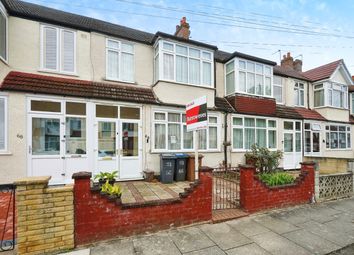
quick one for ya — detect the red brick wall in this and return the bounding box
[73,172,212,245]
[239,163,315,213]
[227,94,276,116]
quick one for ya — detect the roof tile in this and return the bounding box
[303,60,342,81]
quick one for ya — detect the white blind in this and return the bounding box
[121,52,134,82]
[62,30,75,72]
[0,11,6,60]
[0,98,5,150]
[43,27,58,70]
[163,53,174,80]
[107,50,119,79]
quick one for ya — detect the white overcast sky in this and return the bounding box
[26,0,354,74]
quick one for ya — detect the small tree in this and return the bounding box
[245,144,283,173]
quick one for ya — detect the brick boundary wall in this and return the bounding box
[239,162,315,213]
[73,170,213,246]
[15,176,74,255]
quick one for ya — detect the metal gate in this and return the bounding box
[212,167,240,210]
[0,184,15,252]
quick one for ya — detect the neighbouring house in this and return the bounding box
[0,0,352,184]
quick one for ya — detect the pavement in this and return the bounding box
[63,197,354,255]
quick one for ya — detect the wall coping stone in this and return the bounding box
[14,176,51,185]
[45,185,73,193]
[72,171,92,179]
[199,166,213,172]
[239,164,256,169]
[300,161,317,166]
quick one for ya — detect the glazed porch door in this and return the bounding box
[283,120,302,169]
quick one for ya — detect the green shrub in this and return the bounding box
[259,171,295,186]
[245,144,283,173]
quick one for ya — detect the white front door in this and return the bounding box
[29,114,65,184]
[283,120,302,169]
[119,121,142,179]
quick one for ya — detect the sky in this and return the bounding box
[26,0,354,74]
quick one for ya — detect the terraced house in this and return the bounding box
[0,0,353,184]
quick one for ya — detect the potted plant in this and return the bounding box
[94,171,109,185]
[105,171,118,185]
[100,181,122,199]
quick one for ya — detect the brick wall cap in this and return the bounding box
[72,171,92,179]
[187,154,204,159]
[14,176,51,185]
[300,161,316,166]
[45,185,73,193]
[238,164,256,169]
[199,166,213,172]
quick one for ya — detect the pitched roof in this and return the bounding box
[273,65,310,81]
[275,105,302,119]
[214,97,235,112]
[293,107,326,121]
[0,71,159,104]
[303,59,342,82]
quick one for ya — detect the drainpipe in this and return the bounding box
[223,111,228,167]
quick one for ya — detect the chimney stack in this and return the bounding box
[280,52,302,72]
[175,17,190,40]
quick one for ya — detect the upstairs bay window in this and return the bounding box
[106,39,134,82]
[41,25,76,74]
[314,83,348,109]
[294,82,304,106]
[326,124,351,149]
[154,40,213,87]
[225,59,272,97]
[0,3,7,62]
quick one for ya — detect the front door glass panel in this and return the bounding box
[66,117,86,154]
[98,122,116,157]
[32,118,60,155]
[122,123,138,156]
[284,133,293,152]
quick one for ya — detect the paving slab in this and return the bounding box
[253,215,299,234]
[251,231,311,255]
[326,198,354,212]
[270,207,314,225]
[307,205,342,223]
[283,229,340,255]
[183,246,226,255]
[226,243,270,255]
[133,233,181,255]
[226,218,270,237]
[324,218,354,234]
[199,222,252,250]
[168,226,215,253]
[90,239,134,255]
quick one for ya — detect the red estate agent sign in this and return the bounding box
[186,96,208,132]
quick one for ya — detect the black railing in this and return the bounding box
[0,184,15,252]
[212,167,240,210]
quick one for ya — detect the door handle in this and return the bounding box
[28,146,32,154]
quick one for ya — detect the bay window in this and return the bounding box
[153,111,219,151]
[106,39,134,82]
[225,59,272,97]
[154,40,213,87]
[294,82,304,106]
[0,96,7,151]
[326,124,351,149]
[232,116,277,150]
[273,76,283,103]
[0,3,7,62]
[41,25,76,73]
[314,82,348,109]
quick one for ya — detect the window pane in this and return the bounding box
[256,74,263,95]
[330,132,338,149]
[314,90,324,107]
[284,121,293,130]
[339,132,346,148]
[32,118,60,155]
[265,77,271,96]
[239,71,246,92]
[296,133,301,152]
[183,125,193,149]
[305,131,311,153]
[284,133,293,152]
[256,119,266,128]
[333,90,341,107]
[154,112,165,120]
[107,40,119,49]
[163,42,173,51]
[264,66,271,76]
[62,30,75,72]
[247,62,255,72]
[245,128,255,149]
[300,90,304,106]
[313,132,320,152]
[274,85,282,103]
[96,105,118,118]
[198,129,207,150]
[347,133,351,148]
[168,113,180,122]
[66,102,86,115]
[268,130,276,149]
[98,122,116,157]
[239,60,246,69]
[31,100,61,112]
[120,107,140,119]
[202,52,211,60]
[189,59,200,84]
[122,123,139,156]
[154,123,166,149]
[0,12,6,60]
[66,117,86,154]
[202,62,212,86]
[121,52,134,82]
[176,45,187,55]
[233,128,243,149]
[226,72,235,95]
[107,50,119,79]
[245,118,255,127]
[154,53,159,81]
[226,61,234,73]
[256,129,266,147]
[209,126,217,149]
[168,123,181,150]
[163,53,174,80]
[189,48,200,58]
[0,98,5,150]
[176,55,188,83]
[43,27,58,70]
[268,120,276,128]
[247,73,255,94]
[256,64,263,74]
[233,117,242,126]
[121,43,134,53]
[296,122,301,131]
[209,116,217,124]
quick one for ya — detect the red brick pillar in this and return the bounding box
[198,166,213,220]
[239,164,256,211]
[300,162,316,202]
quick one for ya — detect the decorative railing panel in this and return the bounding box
[212,167,240,210]
[0,184,15,252]
[319,173,353,200]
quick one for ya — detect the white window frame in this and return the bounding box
[314,83,325,107]
[153,39,214,88]
[231,115,277,152]
[325,124,351,150]
[0,95,8,152]
[351,93,354,114]
[273,76,283,104]
[225,58,273,98]
[151,109,220,152]
[105,38,135,83]
[294,81,305,107]
[314,82,348,109]
[304,122,321,156]
[0,2,8,63]
[40,24,77,75]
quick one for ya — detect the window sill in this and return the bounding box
[0,152,12,156]
[38,69,79,77]
[314,106,348,110]
[104,78,136,85]
[153,79,215,90]
[227,91,274,99]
